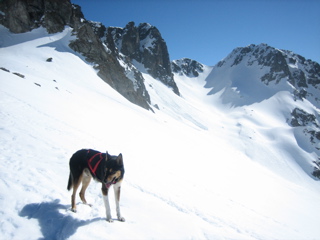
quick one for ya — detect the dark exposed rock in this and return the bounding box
[313,160,320,179]
[290,108,318,127]
[108,22,180,95]
[89,21,107,39]
[13,72,25,78]
[0,0,36,33]
[0,67,10,72]
[70,21,151,110]
[290,107,320,156]
[0,0,83,34]
[69,22,106,63]
[171,58,204,77]
[260,50,291,84]
[313,168,320,179]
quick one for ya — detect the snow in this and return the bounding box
[140,35,155,53]
[1,25,320,240]
[205,52,294,107]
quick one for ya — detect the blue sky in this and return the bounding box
[72,0,320,66]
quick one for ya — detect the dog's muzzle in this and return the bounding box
[105,179,118,189]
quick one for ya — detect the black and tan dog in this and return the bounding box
[67,149,125,222]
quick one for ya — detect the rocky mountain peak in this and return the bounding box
[208,43,320,107]
[218,44,290,82]
[108,21,180,96]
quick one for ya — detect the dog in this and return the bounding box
[67,149,125,222]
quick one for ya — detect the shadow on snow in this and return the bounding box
[19,199,102,240]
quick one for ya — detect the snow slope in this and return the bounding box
[1,26,320,240]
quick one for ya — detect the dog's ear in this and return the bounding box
[116,153,123,166]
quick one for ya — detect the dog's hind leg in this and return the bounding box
[71,173,83,212]
[79,168,92,206]
[101,184,113,222]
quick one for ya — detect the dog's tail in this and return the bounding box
[67,172,73,191]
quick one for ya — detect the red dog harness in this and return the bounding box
[87,150,104,177]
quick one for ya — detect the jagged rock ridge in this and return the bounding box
[211,44,320,106]
[69,20,151,110]
[107,22,180,96]
[205,44,319,106]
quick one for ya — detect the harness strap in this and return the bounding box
[87,151,103,176]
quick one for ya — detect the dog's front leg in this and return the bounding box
[101,184,113,222]
[113,182,125,222]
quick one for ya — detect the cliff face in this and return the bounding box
[70,21,151,110]
[0,0,83,34]
[0,0,151,110]
[108,22,180,95]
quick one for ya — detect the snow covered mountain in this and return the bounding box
[203,43,320,177]
[205,44,320,107]
[1,1,320,239]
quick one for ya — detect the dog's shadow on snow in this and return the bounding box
[19,199,102,240]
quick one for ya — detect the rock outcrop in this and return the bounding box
[108,22,180,95]
[0,0,83,34]
[171,58,204,77]
[69,21,151,110]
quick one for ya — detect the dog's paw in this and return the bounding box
[106,218,114,223]
[118,216,125,222]
[71,208,77,213]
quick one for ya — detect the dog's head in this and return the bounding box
[104,152,124,188]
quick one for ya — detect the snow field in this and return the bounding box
[1,26,320,239]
